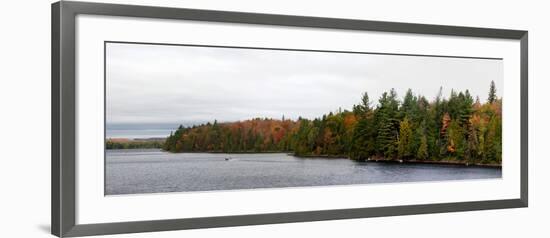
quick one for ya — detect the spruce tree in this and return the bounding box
[352,92,371,117]
[400,89,417,120]
[376,91,399,158]
[350,113,376,160]
[488,80,497,103]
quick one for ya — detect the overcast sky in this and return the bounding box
[106,42,503,125]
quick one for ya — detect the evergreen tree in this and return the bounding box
[376,90,399,158]
[358,92,371,114]
[400,89,418,120]
[488,80,497,103]
[350,112,376,160]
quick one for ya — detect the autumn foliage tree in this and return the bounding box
[397,117,413,159]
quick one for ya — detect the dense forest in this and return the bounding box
[162,81,501,164]
[106,139,164,149]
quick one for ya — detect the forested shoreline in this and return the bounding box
[106,138,164,149]
[161,82,502,165]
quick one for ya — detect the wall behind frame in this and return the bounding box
[0,0,546,237]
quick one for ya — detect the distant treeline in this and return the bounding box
[163,81,502,164]
[106,139,164,149]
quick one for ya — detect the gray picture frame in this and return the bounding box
[51,1,528,237]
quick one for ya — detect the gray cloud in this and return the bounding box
[106,42,503,125]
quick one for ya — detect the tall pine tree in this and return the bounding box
[488,80,497,103]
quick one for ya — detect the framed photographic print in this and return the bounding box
[52,1,528,237]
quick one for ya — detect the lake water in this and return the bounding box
[106,149,502,195]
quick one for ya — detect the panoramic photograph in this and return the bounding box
[105,42,503,195]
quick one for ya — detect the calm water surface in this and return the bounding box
[106,149,501,195]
